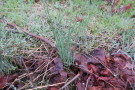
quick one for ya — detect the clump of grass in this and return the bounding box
[51,13,74,65]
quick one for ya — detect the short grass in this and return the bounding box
[0,0,135,73]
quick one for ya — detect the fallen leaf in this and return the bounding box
[49,57,67,83]
[88,86,103,90]
[100,5,106,11]
[75,17,84,22]
[89,48,106,64]
[118,3,132,13]
[131,15,135,18]
[114,0,120,6]
[76,82,85,90]
[100,69,112,76]
[0,74,18,89]
[87,64,99,74]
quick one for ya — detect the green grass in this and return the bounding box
[0,0,135,73]
[0,54,16,74]
[121,29,135,56]
[52,14,74,64]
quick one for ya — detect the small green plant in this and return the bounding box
[52,14,74,65]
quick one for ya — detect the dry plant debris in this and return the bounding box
[71,48,135,90]
[0,47,135,90]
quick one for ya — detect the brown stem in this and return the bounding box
[27,82,65,90]
[0,19,55,48]
[60,73,80,90]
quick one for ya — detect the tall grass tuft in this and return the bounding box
[52,14,74,65]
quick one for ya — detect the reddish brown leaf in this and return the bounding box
[123,62,135,70]
[59,70,67,82]
[87,64,99,74]
[89,48,106,64]
[114,0,120,6]
[48,87,59,90]
[112,53,131,61]
[119,3,132,12]
[87,56,100,65]
[111,7,116,14]
[100,69,112,76]
[76,82,85,90]
[0,74,18,89]
[49,57,64,74]
[49,57,67,83]
[75,17,84,22]
[7,74,18,83]
[98,76,110,81]
[0,76,7,89]
[88,86,104,90]
[53,57,64,72]
[75,53,87,67]
[108,78,127,89]
[100,5,106,11]
[131,15,135,18]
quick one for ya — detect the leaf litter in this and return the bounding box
[71,48,135,90]
[0,44,135,89]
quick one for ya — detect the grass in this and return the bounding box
[52,15,74,64]
[0,0,135,73]
[0,54,16,74]
[121,29,135,56]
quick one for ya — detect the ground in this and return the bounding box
[0,0,135,90]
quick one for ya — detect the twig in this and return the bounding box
[33,62,54,82]
[59,73,80,90]
[19,82,31,90]
[27,82,65,90]
[22,58,34,87]
[0,19,55,48]
[85,75,91,90]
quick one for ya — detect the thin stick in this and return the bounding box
[22,58,34,87]
[85,75,91,90]
[60,73,80,90]
[27,82,65,90]
[0,19,55,48]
